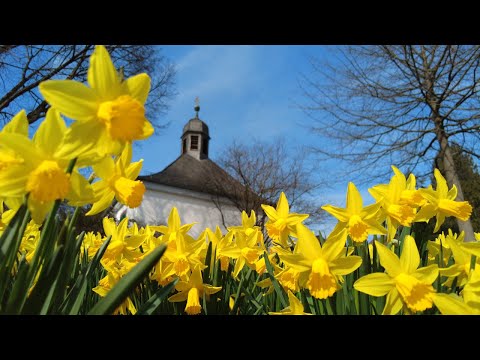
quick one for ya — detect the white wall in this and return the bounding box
[115,182,242,238]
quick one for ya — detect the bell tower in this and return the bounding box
[181,97,210,160]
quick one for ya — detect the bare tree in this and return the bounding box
[214,138,324,228]
[0,45,176,131]
[301,45,480,240]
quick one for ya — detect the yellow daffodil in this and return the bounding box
[269,290,312,315]
[440,232,480,288]
[322,182,386,243]
[475,232,480,242]
[205,227,233,271]
[354,235,439,314]
[86,143,145,215]
[39,45,154,160]
[261,192,309,247]
[0,208,15,233]
[1,209,41,263]
[228,210,263,244]
[277,224,362,299]
[0,109,94,224]
[218,229,264,279]
[19,220,41,263]
[168,265,222,315]
[161,232,206,279]
[426,229,463,265]
[433,293,478,315]
[80,231,105,260]
[148,208,204,278]
[150,207,196,245]
[101,217,147,266]
[253,252,278,276]
[276,266,304,292]
[369,166,422,241]
[416,169,472,232]
[0,110,30,211]
[93,259,137,315]
[433,265,480,314]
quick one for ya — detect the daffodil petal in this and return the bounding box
[462,242,480,257]
[434,169,449,198]
[434,213,446,233]
[433,293,472,315]
[277,192,290,217]
[438,264,463,278]
[0,168,28,197]
[361,202,381,220]
[411,264,439,284]
[346,182,363,214]
[167,207,181,230]
[368,185,387,202]
[365,219,387,235]
[322,227,348,262]
[330,255,362,275]
[400,235,420,274]
[233,256,246,279]
[93,156,115,180]
[447,186,457,201]
[88,45,121,99]
[39,80,98,122]
[86,191,115,216]
[33,108,66,157]
[28,197,53,225]
[139,120,154,140]
[375,240,402,277]
[295,223,322,261]
[218,246,242,259]
[168,291,189,302]
[54,120,104,162]
[354,272,395,296]
[415,203,436,222]
[382,287,403,315]
[204,284,222,295]
[125,160,143,180]
[286,214,309,226]
[123,73,151,104]
[4,197,23,211]
[2,110,29,136]
[261,204,278,221]
[67,171,94,206]
[321,204,349,223]
[0,133,43,164]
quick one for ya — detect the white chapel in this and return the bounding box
[115,103,245,237]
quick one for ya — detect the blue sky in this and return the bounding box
[134,45,375,235]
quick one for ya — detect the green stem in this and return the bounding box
[470,255,477,272]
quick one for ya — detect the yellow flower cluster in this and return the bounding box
[322,166,472,243]
[0,45,152,225]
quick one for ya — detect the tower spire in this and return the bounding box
[181,99,210,160]
[194,96,200,118]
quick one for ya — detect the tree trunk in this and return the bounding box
[436,126,476,242]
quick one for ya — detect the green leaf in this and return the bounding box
[60,236,111,315]
[0,204,29,304]
[88,244,166,315]
[4,256,30,314]
[263,252,287,308]
[22,245,65,315]
[203,241,213,283]
[136,278,178,315]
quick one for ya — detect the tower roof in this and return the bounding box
[139,154,247,201]
[182,117,210,139]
